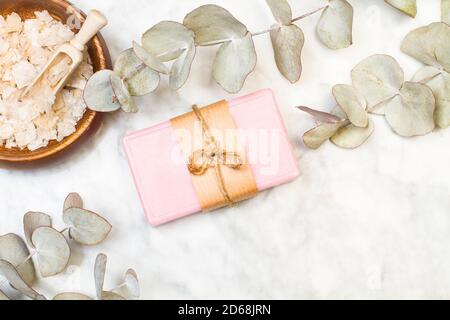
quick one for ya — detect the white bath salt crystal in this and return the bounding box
[0,16,7,35]
[28,46,52,68]
[5,139,16,148]
[0,84,16,100]
[35,11,53,24]
[0,121,13,139]
[23,20,42,47]
[0,38,9,54]
[57,120,76,141]
[14,123,37,149]
[6,13,23,33]
[63,89,86,119]
[11,60,37,88]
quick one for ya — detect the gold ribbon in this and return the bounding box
[171,100,258,211]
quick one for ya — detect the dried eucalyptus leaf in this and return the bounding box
[213,33,257,93]
[110,73,138,113]
[385,82,436,137]
[332,84,368,127]
[133,41,169,75]
[101,291,126,300]
[114,49,160,96]
[331,119,375,149]
[385,0,417,18]
[184,5,248,45]
[94,253,107,299]
[63,208,112,246]
[0,260,45,300]
[23,212,52,248]
[443,0,450,24]
[127,67,160,96]
[413,66,450,128]
[303,120,350,149]
[125,269,140,298]
[297,106,345,124]
[0,289,9,300]
[170,42,196,90]
[401,22,450,72]
[84,70,121,112]
[63,193,83,212]
[0,234,35,286]
[266,0,292,25]
[270,24,304,83]
[351,54,404,111]
[142,21,195,62]
[53,293,93,300]
[32,227,70,278]
[317,0,353,50]
[115,49,143,79]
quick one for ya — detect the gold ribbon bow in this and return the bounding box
[171,100,258,211]
[188,105,244,206]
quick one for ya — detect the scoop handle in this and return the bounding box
[70,10,108,51]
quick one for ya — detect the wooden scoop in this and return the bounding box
[21,10,108,99]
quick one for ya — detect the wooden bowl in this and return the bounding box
[0,0,111,162]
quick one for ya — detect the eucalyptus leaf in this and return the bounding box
[63,208,112,246]
[385,0,417,18]
[184,5,248,45]
[170,42,196,90]
[0,260,45,300]
[32,227,71,278]
[332,84,368,127]
[101,291,126,300]
[317,0,353,50]
[53,293,93,300]
[94,254,107,299]
[125,269,140,298]
[331,119,374,149]
[0,234,35,286]
[213,33,257,93]
[303,120,350,149]
[401,22,450,72]
[84,70,121,112]
[270,24,304,83]
[114,49,160,96]
[110,73,138,113]
[443,0,450,24]
[413,66,450,128]
[0,289,9,300]
[63,193,83,212]
[23,212,52,248]
[142,21,195,61]
[266,0,292,25]
[297,106,345,124]
[133,41,169,75]
[351,54,404,112]
[127,67,160,96]
[385,81,436,137]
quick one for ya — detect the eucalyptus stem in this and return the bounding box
[252,6,326,37]
[291,6,327,23]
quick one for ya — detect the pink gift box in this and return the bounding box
[124,89,299,226]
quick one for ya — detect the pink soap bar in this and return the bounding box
[124,89,299,226]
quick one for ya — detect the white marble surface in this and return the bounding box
[1,0,450,299]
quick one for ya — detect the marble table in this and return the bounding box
[1,0,449,299]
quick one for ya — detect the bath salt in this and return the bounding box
[0,11,93,151]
